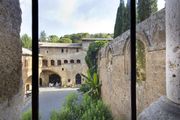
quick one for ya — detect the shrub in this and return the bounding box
[81,70,101,99]
[50,93,113,120]
[85,41,108,75]
[50,93,82,120]
[21,109,32,120]
[21,109,41,120]
[81,95,113,120]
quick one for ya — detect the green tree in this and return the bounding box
[114,0,128,38]
[59,37,72,43]
[39,30,47,42]
[137,0,157,22]
[48,35,59,43]
[21,34,32,49]
[85,41,108,75]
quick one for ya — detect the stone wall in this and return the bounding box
[98,9,166,119]
[0,0,22,119]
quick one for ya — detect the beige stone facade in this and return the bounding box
[39,42,88,87]
[98,9,166,119]
[22,48,42,94]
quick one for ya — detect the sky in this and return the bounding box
[20,0,165,37]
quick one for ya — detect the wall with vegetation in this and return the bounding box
[0,0,22,119]
[98,9,166,119]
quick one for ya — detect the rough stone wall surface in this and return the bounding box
[98,9,166,119]
[0,0,22,119]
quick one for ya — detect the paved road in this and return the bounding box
[22,87,80,120]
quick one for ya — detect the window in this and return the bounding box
[75,74,81,84]
[61,49,64,53]
[76,48,79,52]
[68,79,71,82]
[51,60,55,66]
[77,59,81,63]
[64,60,68,64]
[70,59,74,63]
[26,84,30,91]
[25,59,28,67]
[62,68,64,71]
[57,60,61,65]
[42,59,48,67]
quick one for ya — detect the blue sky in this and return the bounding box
[20,0,165,37]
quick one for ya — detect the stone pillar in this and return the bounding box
[0,0,22,119]
[166,0,180,104]
[138,1,180,119]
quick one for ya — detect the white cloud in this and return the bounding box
[58,0,78,23]
[73,18,114,34]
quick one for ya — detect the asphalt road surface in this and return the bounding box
[22,87,80,120]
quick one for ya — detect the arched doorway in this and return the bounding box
[49,74,61,87]
[39,78,42,87]
[26,84,30,91]
[136,40,146,82]
[75,74,81,84]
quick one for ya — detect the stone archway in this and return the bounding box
[39,78,42,87]
[49,74,62,87]
[75,74,81,84]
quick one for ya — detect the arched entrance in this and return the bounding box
[26,84,30,91]
[49,74,61,87]
[75,74,81,84]
[39,78,42,87]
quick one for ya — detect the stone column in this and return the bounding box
[166,0,180,104]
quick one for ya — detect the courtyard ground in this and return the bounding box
[22,87,80,120]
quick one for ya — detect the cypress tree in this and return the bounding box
[137,0,157,22]
[114,0,126,38]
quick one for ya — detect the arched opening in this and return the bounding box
[39,78,42,87]
[136,40,146,82]
[26,84,30,91]
[51,60,55,66]
[77,59,81,64]
[70,59,74,63]
[57,60,61,65]
[42,59,48,67]
[64,60,68,64]
[49,74,61,87]
[75,74,81,84]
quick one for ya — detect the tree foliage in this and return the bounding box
[50,93,113,120]
[85,41,108,75]
[48,35,59,43]
[39,30,47,42]
[59,37,72,43]
[136,40,146,82]
[80,70,101,99]
[114,0,130,38]
[21,34,32,49]
[137,0,157,22]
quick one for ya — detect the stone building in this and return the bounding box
[22,48,42,94]
[39,38,113,87]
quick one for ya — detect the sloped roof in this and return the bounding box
[22,48,32,55]
[39,42,82,48]
[82,38,113,41]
